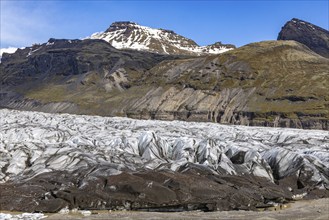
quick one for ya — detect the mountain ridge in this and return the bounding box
[0,18,328,130]
[88,21,235,55]
[278,18,329,58]
[1,39,328,129]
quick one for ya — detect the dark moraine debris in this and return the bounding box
[0,168,302,213]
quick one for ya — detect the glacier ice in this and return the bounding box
[0,108,328,189]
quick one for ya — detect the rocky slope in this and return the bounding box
[0,47,18,62]
[88,21,235,55]
[278,18,329,58]
[0,109,328,212]
[1,18,329,130]
[1,38,328,129]
[0,38,179,113]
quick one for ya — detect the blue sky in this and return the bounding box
[1,0,328,49]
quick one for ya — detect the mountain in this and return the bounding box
[1,37,328,129]
[0,47,18,63]
[278,18,329,58]
[0,38,177,85]
[1,19,329,215]
[88,21,235,55]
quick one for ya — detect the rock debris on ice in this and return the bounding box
[0,108,328,189]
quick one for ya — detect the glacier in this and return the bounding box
[0,108,328,212]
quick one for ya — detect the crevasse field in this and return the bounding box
[0,109,328,219]
[1,108,328,184]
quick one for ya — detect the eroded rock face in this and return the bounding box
[1,40,328,130]
[0,109,328,212]
[278,18,329,58]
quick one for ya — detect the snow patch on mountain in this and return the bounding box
[0,47,18,63]
[88,22,234,55]
[0,47,17,55]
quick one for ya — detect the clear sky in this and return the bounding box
[1,0,328,49]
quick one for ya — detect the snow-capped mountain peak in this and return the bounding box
[88,21,235,55]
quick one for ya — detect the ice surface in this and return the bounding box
[0,213,46,220]
[0,109,328,189]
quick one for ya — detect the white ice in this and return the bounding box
[0,109,328,189]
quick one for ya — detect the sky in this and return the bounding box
[0,0,328,50]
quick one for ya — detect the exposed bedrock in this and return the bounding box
[278,18,329,58]
[1,40,328,130]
